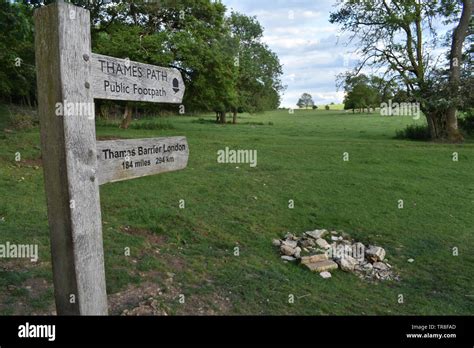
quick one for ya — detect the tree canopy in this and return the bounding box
[297,93,314,109]
[330,0,473,141]
[0,0,284,123]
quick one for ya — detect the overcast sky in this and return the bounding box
[222,0,357,108]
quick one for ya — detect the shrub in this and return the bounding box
[325,105,330,110]
[130,119,175,130]
[8,112,37,130]
[312,105,318,110]
[395,124,431,141]
[459,109,474,135]
[95,118,120,127]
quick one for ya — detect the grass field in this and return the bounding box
[0,105,473,315]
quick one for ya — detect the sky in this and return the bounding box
[222,0,356,108]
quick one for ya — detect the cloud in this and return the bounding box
[223,0,354,107]
[223,0,453,108]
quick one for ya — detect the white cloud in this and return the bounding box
[223,0,353,107]
[223,0,452,108]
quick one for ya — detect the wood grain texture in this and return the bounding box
[91,53,185,103]
[97,136,189,185]
[34,2,108,315]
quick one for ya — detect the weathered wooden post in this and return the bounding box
[35,1,187,316]
[34,2,108,315]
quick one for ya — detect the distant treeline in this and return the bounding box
[0,0,284,124]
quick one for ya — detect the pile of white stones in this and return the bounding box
[273,229,399,281]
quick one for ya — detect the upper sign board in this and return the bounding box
[91,53,185,104]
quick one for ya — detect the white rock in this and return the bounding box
[305,229,328,239]
[373,262,389,271]
[407,258,414,263]
[365,245,386,262]
[338,255,358,272]
[281,255,296,262]
[282,240,298,249]
[294,247,302,259]
[272,239,281,246]
[284,232,296,240]
[301,253,328,264]
[280,244,296,256]
[363,263,373,271]
[319,271,332,279]
[316,238,331,250]
[331,236,339,241]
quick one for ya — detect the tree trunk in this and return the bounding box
[232,110,237,124]
[100,104,109,120]
[426,112,442,140]
[443,0,471,142]
[445,108,463,142]
[120,103,133,129]
[220,111,227,124]
[215,112,220,123]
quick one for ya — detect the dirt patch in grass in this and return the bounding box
[0,259,46,272]
[120,225,168,246]
[0,277,54,315]
[23,277,50,299]
[19,158,42,167]
[108,272,232,315]
[108,280,166,315]
[163,254,186,272]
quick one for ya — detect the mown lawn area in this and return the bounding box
[0,105,473,315]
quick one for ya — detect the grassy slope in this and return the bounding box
[0,105,473,315]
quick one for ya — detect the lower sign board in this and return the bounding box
[96,136,189,185]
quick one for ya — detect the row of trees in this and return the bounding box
[296,93,334,110]
[0,0,284,125]
[330,0,473,142]
[339,73,405,113]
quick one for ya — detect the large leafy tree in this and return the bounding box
[3,0,283,125]
[340,73,397,113]
[92,0,238,124]
[228,12,284,122]
[330,0,473,142]
[0,1,35,105]
[297,93,314,109]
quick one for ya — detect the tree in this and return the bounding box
[297,93,314,109]
[228,12,284,123]
[340,73,380,113]
[89,0,239,124]
[0,1,35,105]
[330,0,473,142]
[4,0,284,125]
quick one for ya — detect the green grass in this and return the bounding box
[0,105,473,315]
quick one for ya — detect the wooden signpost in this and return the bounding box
[34,1,187,315]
